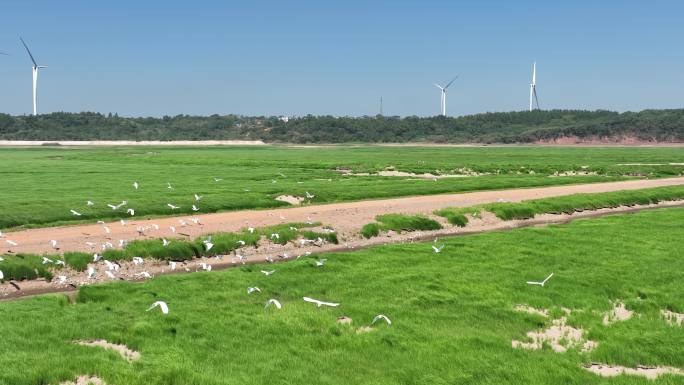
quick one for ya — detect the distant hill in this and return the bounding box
[1,109,683,144]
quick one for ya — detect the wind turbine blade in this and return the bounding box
[533,87,540,110]
[444,75,459,89]
[19,37,38,67]
[0,52,9,56]
[434,83,444,90]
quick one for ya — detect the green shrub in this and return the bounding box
[63,252,93,271]
[0,254,53,282]
[434,208,472,227]
[375,214,442,232]
[361,223,381,239]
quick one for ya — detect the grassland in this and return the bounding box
[0,208,682,384]
[434,185,684,223]
[1,145,683,229]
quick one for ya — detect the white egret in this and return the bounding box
[261,270,276,276]
[147,301,169,314]
[372,314,392,325]
[247,287,261,294]
[265,299,282,309]
[303,297,339,308]
[526,273,554,287]
[70,209,82,216]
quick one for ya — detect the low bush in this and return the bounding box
[361,214,442,238]
[0,254,53,282]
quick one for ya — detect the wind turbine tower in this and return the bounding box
[20,37,47,116]
[529,62,539,111]
[434,75,458,116]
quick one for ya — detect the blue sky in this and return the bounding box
[0,1,683,117]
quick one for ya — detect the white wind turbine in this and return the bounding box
[529,62,539,111]
[20,37,47,116]
[434,75,458,116]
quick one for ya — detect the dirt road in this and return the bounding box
[4,176,684,255]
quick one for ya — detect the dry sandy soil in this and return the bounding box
[3,177,684,256]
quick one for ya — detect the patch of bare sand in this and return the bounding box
[275,195,305,205]
[75,340,140,362]
[602,301,634,325]
[661,309,684,326]
[335,168,484,179]
[512,316,597,353]
[514,305,549,317]
[584,364,684,380]
[59,375,107,385]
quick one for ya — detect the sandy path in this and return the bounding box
[3,176,684,255]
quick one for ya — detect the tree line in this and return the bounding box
[0,109,682,143]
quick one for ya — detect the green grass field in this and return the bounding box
[1,145,683,229]
[0,207,682,384]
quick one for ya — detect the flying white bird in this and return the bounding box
[162,238,170,247]
[247,227,255,234]
[86,201,95,206]
[315,259,327,267]
[42,257,53,264]
[526,273,554,287]
[70,209,82,216]
[55,260,65,266]
[194,194,202,201]
[107,203,117,210]
[93,253,102,262]
[132,257,144,265]
[192,205,199,212]
[247,287,261,294]
[213,177,222,182]
[167,182,173,190]
[133,182,139,190]
[303,297,339,308]
[167,203,180,210]
[270,233,280,240]
[200,263,212,271]
[265,299,282,309]
[431,244,445,253]
[120,219,127,226]
[147,301,169,314]
[371,314,392,325]
[6,239,17,246]
[203,240,214,251]
[127,208,135,216]
[305,191,315,199]
[261,270,276,276]
[103,260,116,271]
[237,240,246,246]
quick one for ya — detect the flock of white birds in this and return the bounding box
[0,177,558,330]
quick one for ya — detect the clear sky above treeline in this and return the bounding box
[0,0,682,117]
